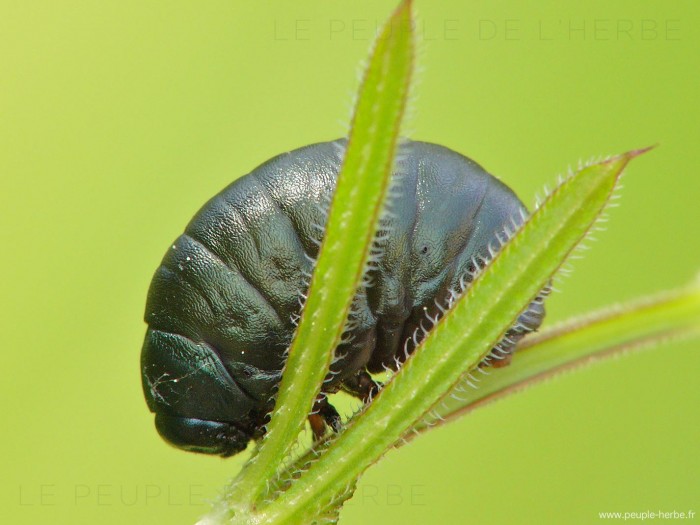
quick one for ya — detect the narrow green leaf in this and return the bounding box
[221,0,415,511]
[273,279,700,503]
[254,145,648,523]
[412,279,700,435]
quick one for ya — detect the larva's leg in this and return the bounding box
[341,369,382,403]
[309,395,342,440]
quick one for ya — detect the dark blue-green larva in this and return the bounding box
[141,139,545,456]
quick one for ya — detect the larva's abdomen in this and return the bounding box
[364,141,536,371]
[141,139,545,456]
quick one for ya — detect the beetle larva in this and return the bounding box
[141,139,545,456]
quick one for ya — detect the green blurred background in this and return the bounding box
[2,1,698,524]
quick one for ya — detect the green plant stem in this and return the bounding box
[222,0,415,512]
[412,279,700,435]
[262,279,700,495]
[251,149,644,524]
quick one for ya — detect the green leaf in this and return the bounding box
[255,278,700,504]
[412,279,700,436]
[252,143,648,523]
[219,0,416,513]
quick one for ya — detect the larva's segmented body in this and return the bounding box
[141,139,545,456]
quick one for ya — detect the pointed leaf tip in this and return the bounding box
[627,144,657,158]
[607,144,655,165]
[391,0,414,26]
[597,145,653,178]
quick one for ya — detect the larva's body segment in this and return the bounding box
[141,139,545,456]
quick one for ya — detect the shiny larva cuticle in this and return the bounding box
[140,139,546,456]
